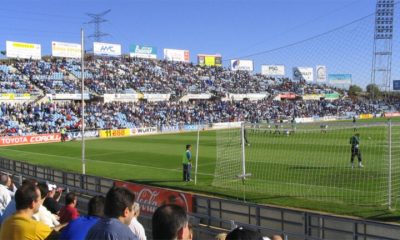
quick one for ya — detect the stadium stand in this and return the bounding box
[0,57,398,137]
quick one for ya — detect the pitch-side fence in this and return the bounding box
[0,157,399,240]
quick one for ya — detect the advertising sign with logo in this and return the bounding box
[197,54,222,66]
[316,65,327,82]
[302,94,323,100]
[328,74,352,84]
[324,93,340,100]
[130,44,157,59]
[0,133,61,146]
[163,48,190,62]
[114,181,193,215]
[231,59,253,71]
[261,65,285,76]
[393,80,400,90]
[293,67,313,81]
[384,112,400,118]
[0,93,30,100]
[67,130,99,140]
[93,42,122,57]
[99,129,130,138]
[6,41,41,60]
[52,41,81,59]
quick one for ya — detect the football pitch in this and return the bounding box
[0,120,399,220]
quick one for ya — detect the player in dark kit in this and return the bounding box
[350,133,363,168]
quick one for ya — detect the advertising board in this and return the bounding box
[130,44,157,59]
[293,67,313,81]
[328,74,352,84]
[316,65,327,82]
[163,48,190,62]
[6,41,41,60]
[0,133,61,146]
[114,181,193,215]
[197,54,222,66]
[231,59,253,71]
[93,42,122,57]
[99,129,130,138]
[52,41,81,58]
[261,65,285,76]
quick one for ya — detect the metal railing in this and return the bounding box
[0,157,399,240]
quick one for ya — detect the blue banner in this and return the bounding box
[130,44,157,59]
[328,74,352,84]
[393,80,400,90]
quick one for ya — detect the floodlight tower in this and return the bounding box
[86,9,111,42]
[371,0,395,93]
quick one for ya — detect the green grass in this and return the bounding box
[0,120,400,222]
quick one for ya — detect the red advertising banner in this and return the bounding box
[384,112,400,118]
[0,133,61,146]
[114,181,193,215]
[280,93,296,99]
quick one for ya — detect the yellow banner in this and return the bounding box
[13,42,35,49]
[99,129,131,138]
[359,114,373,119]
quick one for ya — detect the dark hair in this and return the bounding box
[104,187,135,218]
[88,195,105,217]
[37,182,49,199]
[186,144,191,150]
[0,174,8,186]
[22,178,38,186]
[65,192,77,205]
[152,204,188,240]
[15,183,39,210]
[226,227,263,240]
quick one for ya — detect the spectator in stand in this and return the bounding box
[33,182,60,227]
[215,232,227,240]
[43,183,62,215]
[128,202,146,240]
[60,195,105,240]
[271,235,283,240]
[152,204,190,240]
[58,192,79,224]
[225,227,263,240]
[0,178,38,225]
[0,174,13,217]
[0,182,64,239]
[86,187,137,240]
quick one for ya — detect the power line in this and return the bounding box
[85,9,111,42]
[225,0,400,62]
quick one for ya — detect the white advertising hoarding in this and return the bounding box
[261,65,285,76]
[293,67,313,81]
[231,59,254,71]
[163,48,190,62]
[316,65,327,82]
[93,42,122,57]
[6,41,41,60]
[52,41,81,59]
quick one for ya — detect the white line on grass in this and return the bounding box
[1,148,214,176]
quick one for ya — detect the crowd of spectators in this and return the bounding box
[0,58,398,137]
[2,58,340,97]
[0,97,391,136]
[0,172,284,240]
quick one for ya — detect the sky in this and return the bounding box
[0,0,397,88]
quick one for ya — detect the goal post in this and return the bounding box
[212,120,400,209]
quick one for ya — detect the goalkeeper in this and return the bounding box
[350,133,363,168]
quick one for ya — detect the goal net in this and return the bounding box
[212,121,400,208]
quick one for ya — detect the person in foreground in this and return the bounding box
[85,186,138,240]
[0,183,65,240]
[152,204,190,240]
